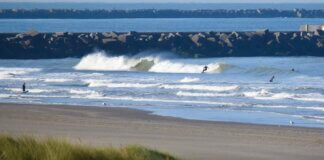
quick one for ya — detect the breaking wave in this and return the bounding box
[74,51,233,74]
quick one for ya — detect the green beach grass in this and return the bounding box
[0,135,177,160]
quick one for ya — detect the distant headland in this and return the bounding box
[1,9,324,19]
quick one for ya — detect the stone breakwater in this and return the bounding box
[1,9,324,18]
[0,30,323,59]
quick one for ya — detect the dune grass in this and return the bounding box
[0,135,177,160]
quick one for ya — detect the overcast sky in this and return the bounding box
[0,0,323,3]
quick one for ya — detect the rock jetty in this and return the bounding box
[0,30,323,59]
[1,9,324,19]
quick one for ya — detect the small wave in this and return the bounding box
[176,91,237,97]
[4,88,63,94]
[43,78,73,83]
[90,82,159,88]
[245,66,292,75]
[294,93,324,103]
[297,106,324,112]
[242,89,270,98]
[149,61,232,73]
[179,77,200,83]
[303,115,324,123]
[160,84,239,92]
[74,95,246,107]
[255,104,324,112]
[83,79,113,87]
[244,90,324,102]
[0,67,42,80]
[69,89,96,95]
[69,89,104,98]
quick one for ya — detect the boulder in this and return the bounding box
[102,38,117,44]
[53,32,66,37]
[255,29,269,36]
[117,34,131,43]
[103,32,118,38]
[219,33,233,48]
[190,33,206,47]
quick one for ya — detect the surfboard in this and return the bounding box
[22,91,29,94]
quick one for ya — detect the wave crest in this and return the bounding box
[74,51,233,74]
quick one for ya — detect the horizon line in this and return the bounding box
[1,2,324,4]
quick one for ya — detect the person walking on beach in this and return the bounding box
[202,65,208,73]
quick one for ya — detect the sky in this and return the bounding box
[0,0,323,3]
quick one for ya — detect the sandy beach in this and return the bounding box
[1,103,324,160]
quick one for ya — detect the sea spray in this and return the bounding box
[74,51,233,73]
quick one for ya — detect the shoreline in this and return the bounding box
[1,103,324,160]
[4,102,323,130]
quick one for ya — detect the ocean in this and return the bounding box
[0,52,324,128]
[1,2,324,128]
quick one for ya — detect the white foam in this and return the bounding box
[74,52,232,74]
[294,93,324,103]
[244,90,324,102]
[43,78,72,83]
[4,88,62,94]
[179,77,200,83]
[0,94,10,98]
[69,89,104,99]
[160,84,239,92]
[74,52,147,71]
[303,115,324,123]
[149,61,231,73]
[28,89,61,93]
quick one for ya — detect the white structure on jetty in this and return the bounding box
[300,24,324,32]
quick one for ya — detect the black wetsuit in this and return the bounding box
[269,76,275,83]
[202,66,208,73]
[22,83,26,92]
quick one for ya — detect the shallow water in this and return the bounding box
[0,52,324,128]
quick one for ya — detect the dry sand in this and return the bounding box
[1,103,324,160]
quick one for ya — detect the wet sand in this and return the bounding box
[1,103,324,160]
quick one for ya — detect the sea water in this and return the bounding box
[0,52,324,128]
[1,2,324,10]
[2,18,324,32]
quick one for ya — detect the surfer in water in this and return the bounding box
[202,65,208,73]
[269,75,275,83]
[22,82,27,93]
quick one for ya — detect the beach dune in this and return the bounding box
[1,103,324,160]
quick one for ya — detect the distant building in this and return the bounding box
[300,24,324,32]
